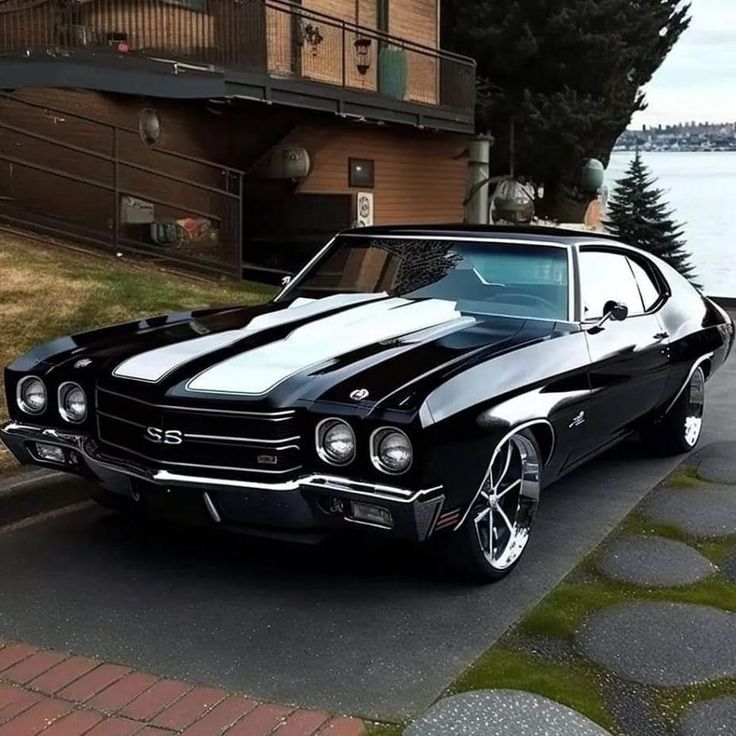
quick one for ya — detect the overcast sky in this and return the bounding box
[631,0,736,128]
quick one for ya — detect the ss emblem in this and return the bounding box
[145,427,184,445]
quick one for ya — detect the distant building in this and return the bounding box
[615,121,736,153]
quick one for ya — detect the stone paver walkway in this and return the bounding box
[596,535,714,587]
[679,696,736,736]
[0,637,363,736]
[576,601,736,686]
[404,690,612,736]
[643,485,736,537]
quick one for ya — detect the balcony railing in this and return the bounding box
[0,0,476,114]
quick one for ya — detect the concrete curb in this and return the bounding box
[0,466,93,527]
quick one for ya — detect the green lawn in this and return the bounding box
[0,229,273,469]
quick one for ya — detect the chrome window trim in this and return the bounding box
[575,240,672,321]
[16,376,47,416]
[369,426,413,475]
[58,382,87,424]
[274,235,337,303]
[340,234,571,248]
[315,417,356,467]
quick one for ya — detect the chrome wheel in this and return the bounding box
[471,433,541,571]
[683,367,705,448]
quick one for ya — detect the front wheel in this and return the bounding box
[446,430,541,583]
[643,366,706,456]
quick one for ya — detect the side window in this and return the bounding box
[628,258,662,311]
[579,251,644,320]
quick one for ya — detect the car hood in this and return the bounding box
[18,294,568,415]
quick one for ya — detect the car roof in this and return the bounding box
[341,223,623,246]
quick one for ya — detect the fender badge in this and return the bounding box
[74,359,93,369]
[569,411,586,429]
[350,388,370,401]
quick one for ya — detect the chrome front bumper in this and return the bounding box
[1,422,445,541]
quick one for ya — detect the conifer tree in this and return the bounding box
[606,152,698,284]
[442,0,692,220]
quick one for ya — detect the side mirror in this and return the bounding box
[604,300,629,322]
[588,301,629,332]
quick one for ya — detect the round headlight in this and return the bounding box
[317,419,356,466]
[17,377,47,415]
[58,382,87,423]
[372,428,413,474]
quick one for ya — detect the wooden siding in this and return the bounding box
[79,2,215,55]
[284,122,467,224]
[266,0,438,103]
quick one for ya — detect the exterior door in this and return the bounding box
[579,249,671,452]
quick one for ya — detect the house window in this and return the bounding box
[349,158,375,188]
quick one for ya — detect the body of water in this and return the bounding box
[607,151,736,297]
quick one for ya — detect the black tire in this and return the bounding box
[445,429,542,584]
[643,366,706,456]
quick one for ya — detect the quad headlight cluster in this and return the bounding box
[16,377,87,424]
[316,418,413,475]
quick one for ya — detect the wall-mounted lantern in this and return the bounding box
[138,108,161,146]
[354,37,374,75]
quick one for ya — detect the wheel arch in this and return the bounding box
[526,420,555,466]
[665,352,714,415]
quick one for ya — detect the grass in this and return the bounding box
[450,649,616,732]
[365,724,405,736]
[448,469,736,735]
[0,229,274,469]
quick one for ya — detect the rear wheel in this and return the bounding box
[447,430,541,583]
[643,366,706,455]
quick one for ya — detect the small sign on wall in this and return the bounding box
[355,191,374,228]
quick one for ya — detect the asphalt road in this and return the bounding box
[0,348,734,722]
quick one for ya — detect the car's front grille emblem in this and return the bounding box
[145,427,184,445]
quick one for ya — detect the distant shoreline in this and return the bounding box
[612,148,736,154]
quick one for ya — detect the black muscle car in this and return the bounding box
[2,226,733,581]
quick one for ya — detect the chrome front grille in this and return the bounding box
[95,388,302,479]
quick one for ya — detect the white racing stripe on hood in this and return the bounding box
[186,298,462,395]
[113,293,386,382]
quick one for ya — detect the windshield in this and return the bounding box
[283,237,570,320]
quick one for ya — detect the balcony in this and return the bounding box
[0,0,476,132]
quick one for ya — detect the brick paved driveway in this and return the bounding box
[0,637,362,736]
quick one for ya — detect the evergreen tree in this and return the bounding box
[442,0,691,220]
[606,152,698,284]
